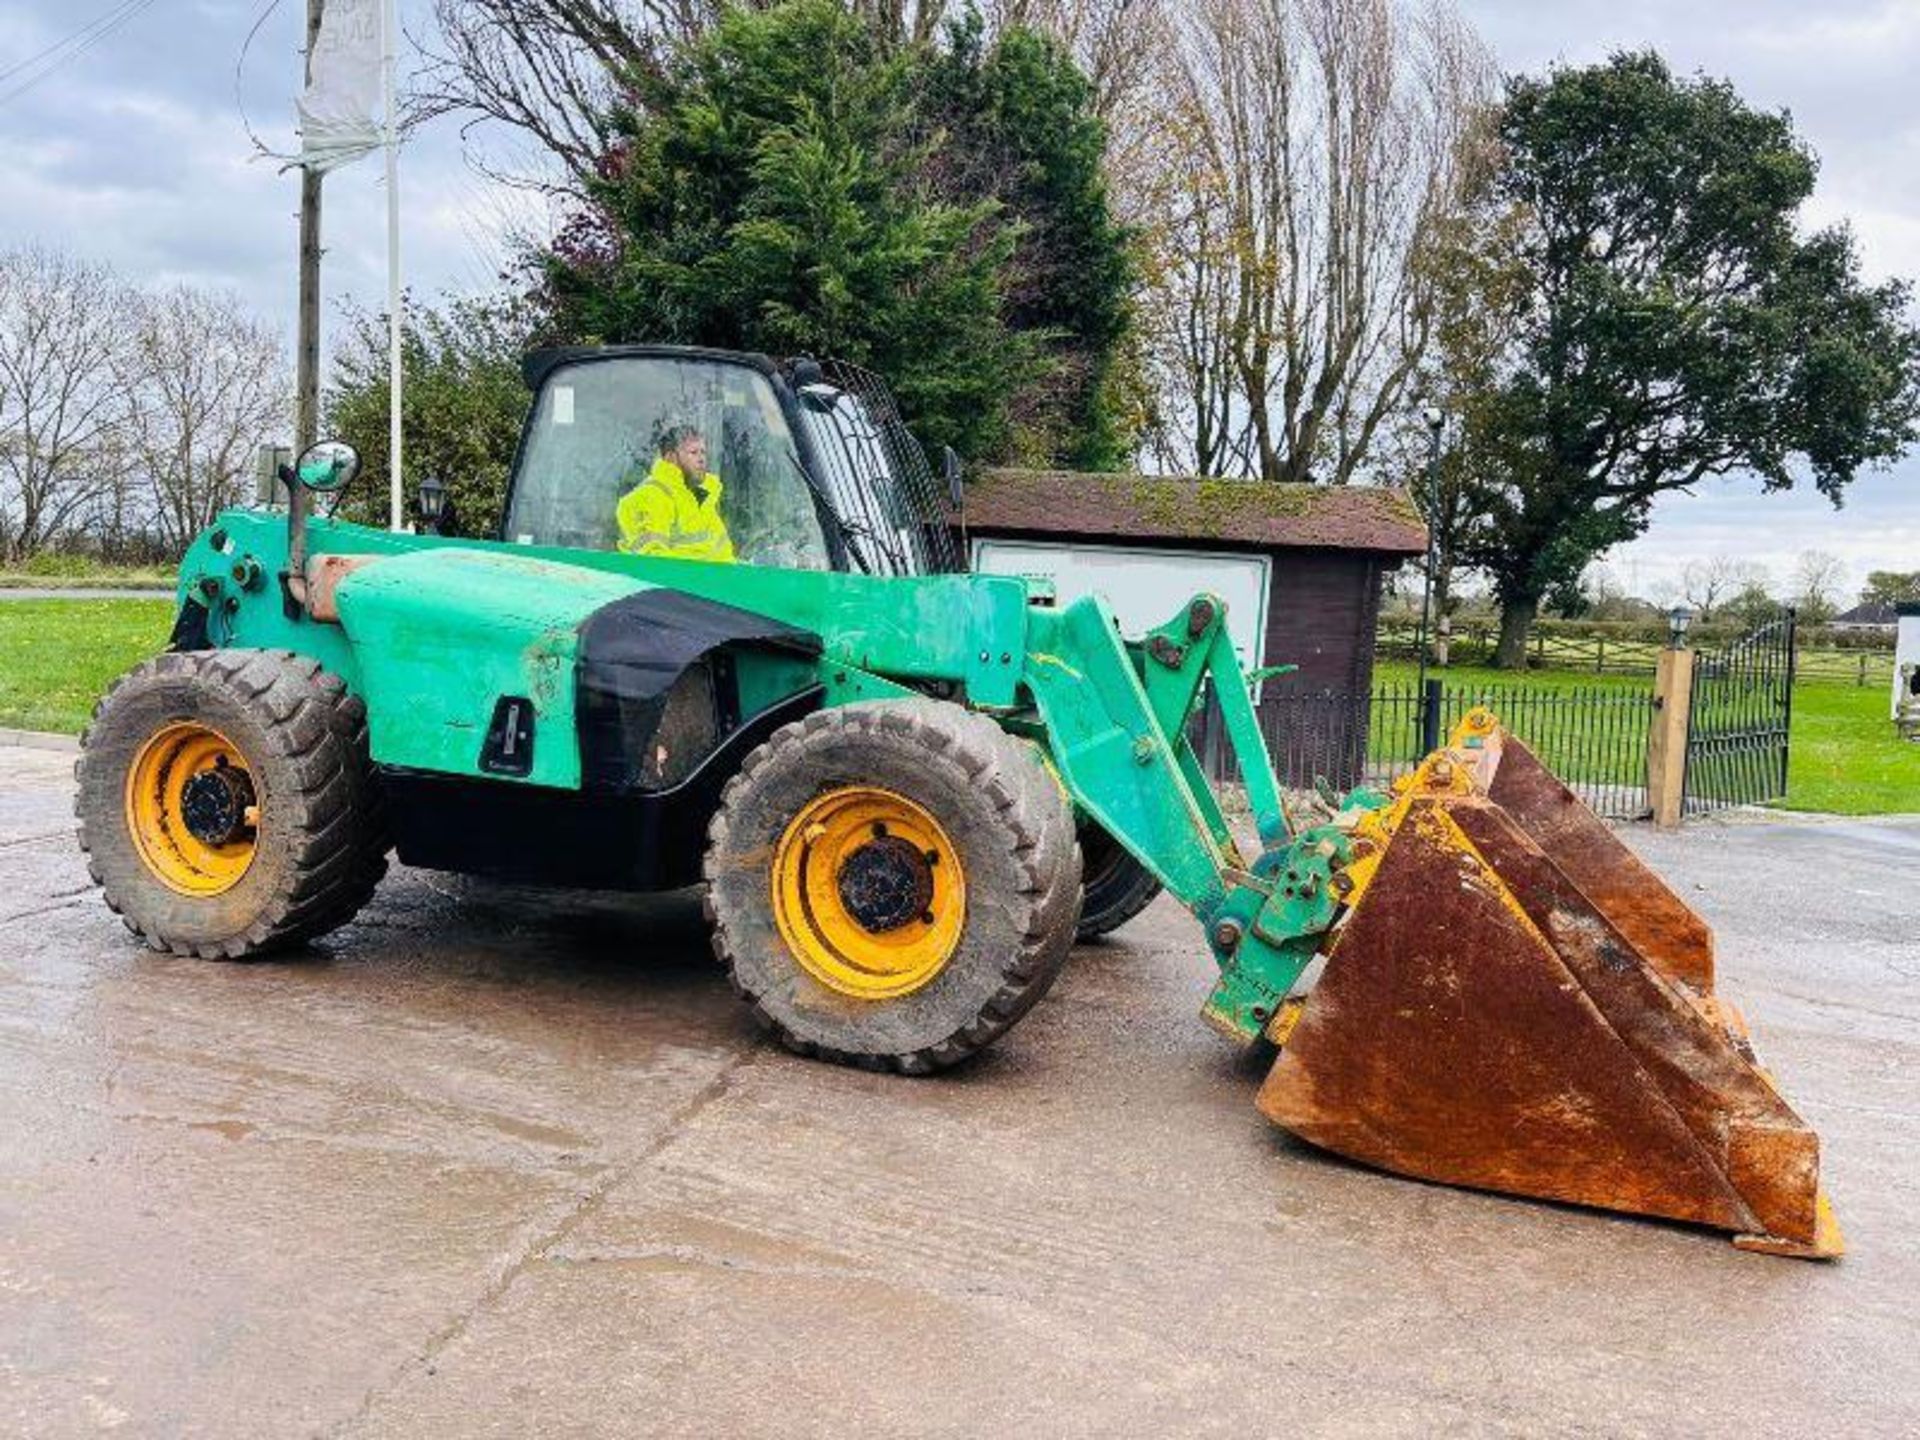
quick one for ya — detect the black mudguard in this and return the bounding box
[574,587,822,793]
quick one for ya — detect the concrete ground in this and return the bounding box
[2,744,1916,1439]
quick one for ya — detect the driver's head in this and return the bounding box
[657,423,707,478]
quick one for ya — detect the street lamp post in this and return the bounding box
[1666,606,1695,649]
[1413,407,1444,749]
[417,475,447,535]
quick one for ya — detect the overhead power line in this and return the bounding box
[0,0,146,85]
[0,0,163,109]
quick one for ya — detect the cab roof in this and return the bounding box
[521,345,781,391]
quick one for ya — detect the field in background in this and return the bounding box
[0,599,173,733]
[1378,620,1896,689]
[0,555,176,590]
[1782,681,1918,815]
[0,598,1913,815]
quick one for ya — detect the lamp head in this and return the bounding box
[418,475,447,529]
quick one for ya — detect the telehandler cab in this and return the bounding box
[77,345,1839,1256]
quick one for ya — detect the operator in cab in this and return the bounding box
[614,420,737,563]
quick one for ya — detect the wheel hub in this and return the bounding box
[180,763,256,847]
[123,721,260,896]
[836,834,936,934]
[771,786,967,1000]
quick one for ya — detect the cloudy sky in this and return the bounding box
[2,0,1916,601]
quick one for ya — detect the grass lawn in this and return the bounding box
[0,599,175,734]
[1780,680,1920,815]
[0,558,175,589]
[1,598,1914,816]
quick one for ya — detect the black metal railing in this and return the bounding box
[1190,676,1656,821]
[1684,611,1797,813]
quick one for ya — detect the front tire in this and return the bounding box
[76,649,389,959]
[704,699,1081,1074]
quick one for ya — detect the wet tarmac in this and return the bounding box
[2,743,1916,1437]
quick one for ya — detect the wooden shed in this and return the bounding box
[962,468,1427,695]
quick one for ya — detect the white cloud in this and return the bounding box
[1734,0,1920,57]
[0,0,1915,584]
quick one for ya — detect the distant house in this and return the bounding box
[960,468,1428,783]
[1832,600,1900,633]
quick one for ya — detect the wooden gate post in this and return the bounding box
[1647,645,1695,828]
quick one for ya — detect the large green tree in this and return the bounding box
[327,295,535,535]
[1861,570,1920,607]
[1456,53,1920,667]
[1393,119,1530,628]
[540,0,1131,464]
[918,16,1133,467]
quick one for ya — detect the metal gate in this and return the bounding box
[1188,677,1654,821]
[1684,610,1797,813]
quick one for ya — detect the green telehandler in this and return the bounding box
[77,346,1838,1256]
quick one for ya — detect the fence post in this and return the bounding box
[1420,677,1443,755]
[1647,644,1695,828]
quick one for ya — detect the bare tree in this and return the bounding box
[1681,555,1768,622]
[848,0,954,47]
[0,247,128,561]
[1791,549,1846,623]
[117,289,286,555]
[1136,0,1493,482]
[1371,140,1524,621]
[1132,108,1247,475]
[986,0,1168,120]
[412,0,688,193]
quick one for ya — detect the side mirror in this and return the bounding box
[942,445,964,509]
[294,439,361,494]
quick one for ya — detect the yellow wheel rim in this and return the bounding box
[123,721,260,896]
[771,786,966,1000]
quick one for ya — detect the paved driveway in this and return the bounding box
[2,744,1916,1437]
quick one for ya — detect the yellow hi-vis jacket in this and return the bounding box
[615,457,736,563]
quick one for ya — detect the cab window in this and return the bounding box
[506,356,832,570]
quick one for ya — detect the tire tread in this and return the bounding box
[705,699,1079,1075]
[76,649,390,959]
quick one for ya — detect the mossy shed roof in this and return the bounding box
[965,469,1427,556]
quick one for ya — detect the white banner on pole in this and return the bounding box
[297,0,382,173]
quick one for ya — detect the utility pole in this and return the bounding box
[293,0,325,455]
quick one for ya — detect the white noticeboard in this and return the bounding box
[1895,610,1920,719]
[972,538,1273,681]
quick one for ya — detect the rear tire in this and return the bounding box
[76,649,389,959]
[1074,823,1163,940]
[704,699,1081,1074]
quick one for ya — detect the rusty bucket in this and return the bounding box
[1256,726,1841,1258]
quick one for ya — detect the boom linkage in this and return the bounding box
[1020,592,1378,1046]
